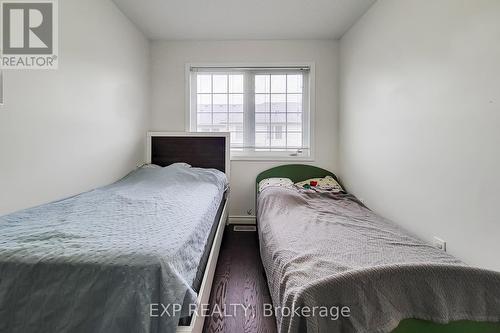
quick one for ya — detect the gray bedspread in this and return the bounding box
[0,163,227,333]
[257,186,500,333]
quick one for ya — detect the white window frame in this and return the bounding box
[185,63,315,161]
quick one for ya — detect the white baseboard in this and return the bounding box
[228,215,256,225]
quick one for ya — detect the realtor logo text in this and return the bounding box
[0,0,58,69]
[150,303,351,321]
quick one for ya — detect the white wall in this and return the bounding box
[340,0,500,271]
[0,0,150,215]
[151,40,339,217]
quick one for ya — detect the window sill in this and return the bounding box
[230,155,314,162]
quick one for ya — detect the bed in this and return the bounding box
[256,164,500,333]
[0,132,230,333]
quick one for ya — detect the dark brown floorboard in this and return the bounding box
[203,226,277,333]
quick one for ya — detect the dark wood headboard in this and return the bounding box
[147,132,230,176]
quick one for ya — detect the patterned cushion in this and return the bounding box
[295,176,343,192]
[258,178,294,192]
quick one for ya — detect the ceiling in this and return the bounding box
[112,0,376,40]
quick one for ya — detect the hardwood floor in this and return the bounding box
[203,226,277,333]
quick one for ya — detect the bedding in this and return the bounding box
[257,185,500,333]
[0,164,227,333]
[294,175,343,192]
[258,177,294,192]
[178,198,226,326]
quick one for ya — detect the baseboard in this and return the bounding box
[228,215,256,225]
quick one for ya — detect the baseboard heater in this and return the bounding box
[233,225,257,232]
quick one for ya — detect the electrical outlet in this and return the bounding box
[433,237,447,252]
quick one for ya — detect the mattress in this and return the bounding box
[0,163,228,333]
[257,185,500,333]
[192,194,226,294]
[178,197,226,326]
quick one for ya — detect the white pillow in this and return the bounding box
[142,164,161,169]
[258,178,293,192]
[169,162,191,168]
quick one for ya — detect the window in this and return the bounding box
[188,65,312,160]
[194,73,245,148]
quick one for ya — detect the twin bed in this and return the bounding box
[0,133,230,333]
[256,165,500,333]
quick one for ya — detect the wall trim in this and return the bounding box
[228,215,256,225]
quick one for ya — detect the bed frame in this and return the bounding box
[147,132,230,333]
[256,164,500,333]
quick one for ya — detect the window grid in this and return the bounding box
[191,69,309,156]
[196,74,245,148]
[254,74,303,150]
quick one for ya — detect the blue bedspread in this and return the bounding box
[0,164,227,333]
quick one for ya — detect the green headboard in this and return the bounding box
[256,164,339,187]
[255,164,339,213]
